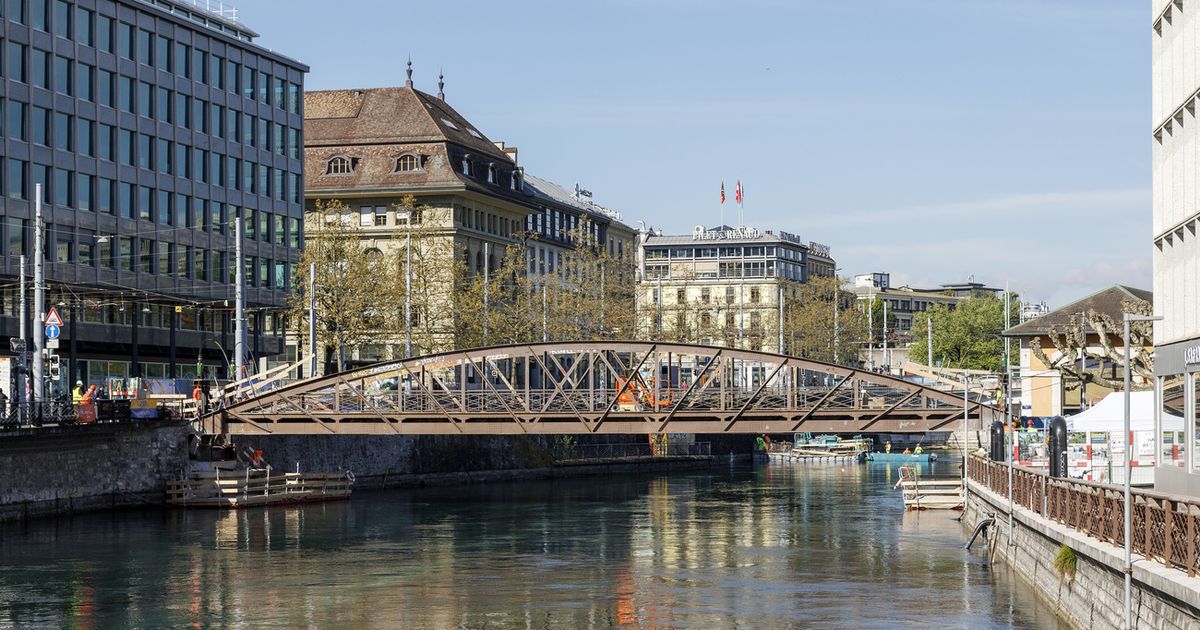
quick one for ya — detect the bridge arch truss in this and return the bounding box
[217,341,1002,436]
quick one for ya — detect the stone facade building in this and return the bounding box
[635,224,836,353]
[300,72,635,369]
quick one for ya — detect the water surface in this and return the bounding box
[0,462,1069,629]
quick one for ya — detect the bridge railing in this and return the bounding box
[238,384,956,417]
[968,455,1200,577]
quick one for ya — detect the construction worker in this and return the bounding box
[192,384,207,416]
[80,385,97,404]
[72,381,84,404]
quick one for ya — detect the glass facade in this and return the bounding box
[0,0,307,379]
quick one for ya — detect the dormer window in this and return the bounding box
[461,155,473,176]
[487,163,497,184]
[325,156,355,176]
[395,154,422,173]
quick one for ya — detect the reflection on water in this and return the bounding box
[0,463,1069,629]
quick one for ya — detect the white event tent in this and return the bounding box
[1066,391,1184,433]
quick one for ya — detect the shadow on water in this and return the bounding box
[0,461,1071,629]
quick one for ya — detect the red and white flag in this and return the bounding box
[720,181,726,205]
[735,180,743,205]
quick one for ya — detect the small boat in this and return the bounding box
[167,461,354,508]
[865,451,938,464]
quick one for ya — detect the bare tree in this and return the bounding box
[1029,296,1154,390]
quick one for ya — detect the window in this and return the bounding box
[177,93,191,129]
[461,155,473,176]
[76,8,92,46]
[32,49,49,89]
[31,0,47,30]
[7,0,27,24]
[156,190,170,225]
[5,42,25,83]
[287,127,299,159]
[257,70,268,102]
[241,64,253,98]
[118,182,133,218]
[750,287,761,304]
[32,107,50,145]
[98,177,113,214]
[118,22,133,59]
[136,29,152,66]
[53,168,70,206]
[52,0,69,39]
[54,55,72,94]
[137,81,152,118]
[118,128,133,164]
[7,101,26,141]
[192,49,206,83]
[53,112,71,150]
[138,186,152,222]
[156,87,171,123]
[96,15,113,53]
[77,173,92,210]
[155,35,169,72]
[97,69,114,107]
[119,75,134,112]
[325,156,353,175]
[287,82,300,114]
[137,133,152,170]
[98,123,114,160]
[487,164,496,184]
[157,138,171,173]
[77,63,93,101]
[273,77,284,108]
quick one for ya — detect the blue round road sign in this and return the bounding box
[45,324,60,339]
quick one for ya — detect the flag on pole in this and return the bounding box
[720,181,725,205]
[735,180,743,205]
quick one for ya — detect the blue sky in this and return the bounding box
[240,0,1147,308]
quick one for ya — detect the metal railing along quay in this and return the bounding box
[553,442,711,463]
[968,455,1200,577]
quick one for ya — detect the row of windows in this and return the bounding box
[3,155,301,211]
[643,260,795,281]
[3,217,294,288]
[0,51,303,157]
[1,1,300,114]
[644,246,802,260]
[456,205,517,238]
[1,165,300,246]
[324,153,424,176]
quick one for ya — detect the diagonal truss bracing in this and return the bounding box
[219,341,1005,436]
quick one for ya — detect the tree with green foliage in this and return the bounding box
[907,294,1019,371]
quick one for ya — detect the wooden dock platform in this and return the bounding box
[767,450,861,464]
[895,466,962,510]
[167,469,353,508]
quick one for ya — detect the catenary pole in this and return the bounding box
[18,256,26,415]
[308,262,317,378]
[234,215,245,381]
[405,209,412,358]
[32,185,44,405]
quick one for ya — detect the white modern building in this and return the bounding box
[1152,0,1200,495]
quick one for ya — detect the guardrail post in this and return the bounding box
[1164,498,1174,569]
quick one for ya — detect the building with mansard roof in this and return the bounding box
[298,68,636,369]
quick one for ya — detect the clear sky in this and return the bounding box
[239,0,1147,309]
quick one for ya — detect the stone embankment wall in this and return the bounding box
[247,434,717,489]
[965,480,1200,630]
[0,422,190,523]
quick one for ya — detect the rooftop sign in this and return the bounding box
[692,225,761,240]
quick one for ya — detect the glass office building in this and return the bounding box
[0,0,306,390]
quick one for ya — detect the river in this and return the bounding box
[0,461,1069,629]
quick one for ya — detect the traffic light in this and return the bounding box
[48,354,60,379]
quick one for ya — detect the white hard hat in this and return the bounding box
[76,380,83,386]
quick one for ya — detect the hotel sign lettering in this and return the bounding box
[1184,344,1200,366]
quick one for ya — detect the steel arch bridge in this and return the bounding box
[213,341,1003,436]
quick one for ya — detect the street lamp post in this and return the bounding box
[1123,313,1161,630]
[405,209,412,359]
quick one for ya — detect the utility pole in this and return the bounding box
[32,185,45,405]
[882,299,888,372]
[234,215,246,381]
[541,283,548,342]
[868,292,874,370]
[1005,281,1013,547]
[833,288,839,364]
[308,262,317,378]
[777,286,784,355]
[404,210,412,358]
[927,315,933,366]
[18,256,26,416]
[483,242,490,346]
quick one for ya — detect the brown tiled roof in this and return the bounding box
[1003,285,1153,337]
[305,86,512,163]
